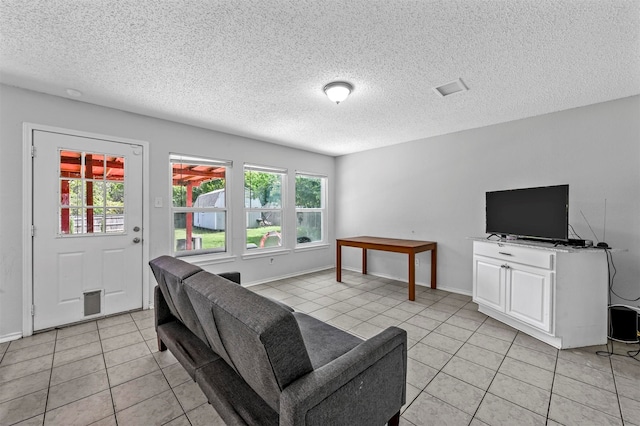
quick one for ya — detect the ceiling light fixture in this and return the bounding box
[323,81,353,104]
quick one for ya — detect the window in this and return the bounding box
[170,154,231,256]
[244,164,286,250]
[295,172,327,245]
[59,150,125,235]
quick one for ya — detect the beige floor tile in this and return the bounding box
[552,374,620,417]
[186,402,226,426]
[46,370,109,411]
[107,354,159,387]
[111,370,170,412]
[96,314,132,329]
[398,322,431,341]
[115,389,183,426]
[421,333,464,355]
[0,389,47,425]
[162,362,191,388]
[0,342,54,367]
[456,342,504,371]
[506,343,557,371]
[408,342,453,370]
[433,323,474,342]
[52,341,101,367]
[173,380,208,412]
[498,357,554,391]
[350,321,385,339]
[441,356,496,390]
[55,322,97,340]
[488,373,550,415]
[403,392,472,426]
[620,395,640,425]
[555,357,616,392]
[50,354,105,386]
[403,315,441,332]
[466,333,511,355]
[7,331,56,352]
[100,331,144,353]
[0,354,53,384]
[475,393,546,426]
[476,323,517,342]
[44,389,113,426]
[548,393,622,426]
[98,321,139,340]
[54,330,99,353]
[425,372,484,415]
[406,358,438,389]
[103,341,150,368]
[0,370,50,404]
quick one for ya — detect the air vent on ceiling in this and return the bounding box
[433,78,468,97]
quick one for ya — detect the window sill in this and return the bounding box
[241,248,292,260]
[179,254,237,267]
[294,243,330,253]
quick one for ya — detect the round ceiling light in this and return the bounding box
[323,81,353,104]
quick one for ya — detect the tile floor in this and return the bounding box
[1,269,639,425]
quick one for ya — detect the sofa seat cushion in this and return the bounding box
[293,312,363,369]
[196,359,278,426]
[157,321,220,379]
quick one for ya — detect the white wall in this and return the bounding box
[0,84,335,339]
[336,96,640,305]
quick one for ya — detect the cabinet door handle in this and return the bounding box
[498,252,512,256]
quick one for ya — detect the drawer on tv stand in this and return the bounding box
[474,241,554,270]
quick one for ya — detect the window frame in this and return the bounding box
[295,171,327,247]
[243,163,288,253]
[170,153,232,258]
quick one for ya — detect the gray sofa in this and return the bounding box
[150,255,407,426]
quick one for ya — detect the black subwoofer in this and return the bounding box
[609,306,639,342]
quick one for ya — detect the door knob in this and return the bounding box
[133,226,140,232]
[133,237,141,244]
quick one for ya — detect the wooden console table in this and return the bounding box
[336,236,437,301]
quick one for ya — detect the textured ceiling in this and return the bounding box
[1,1,639,156]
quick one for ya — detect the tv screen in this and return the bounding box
[486,184,569,241]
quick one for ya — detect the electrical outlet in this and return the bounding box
[269,258,275,265]
[415,258,420,266]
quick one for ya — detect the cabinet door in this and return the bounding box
[473,256,505,312]
[506,264,553,332]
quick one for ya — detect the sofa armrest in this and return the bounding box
[218,271,241,284]
[279,327,407,426]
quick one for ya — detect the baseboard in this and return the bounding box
[244,265,335,287]
[0,332,23,344]
[340,267,472,297]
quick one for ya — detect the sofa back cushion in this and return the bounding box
[184,271,313,412]
[149,256,209,345]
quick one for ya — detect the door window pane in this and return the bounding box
[58,150,126,235]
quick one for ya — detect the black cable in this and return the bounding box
[607,249,640,302]
[568,224,582,240]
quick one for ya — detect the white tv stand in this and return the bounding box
[471,238,609,349]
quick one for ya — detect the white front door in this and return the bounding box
[32,130,144,330]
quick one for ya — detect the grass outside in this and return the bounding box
[175,226,282,249]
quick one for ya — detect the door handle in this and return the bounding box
[133,226,140,232]
[133,237,141,244]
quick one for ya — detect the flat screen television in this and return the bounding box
[486,184,569,241]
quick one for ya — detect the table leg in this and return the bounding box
[336,243,342,282]
[362,248,367,275]
[430,246,437,289]
[408,252,416,301]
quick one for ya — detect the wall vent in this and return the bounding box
[433,78,468,97]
